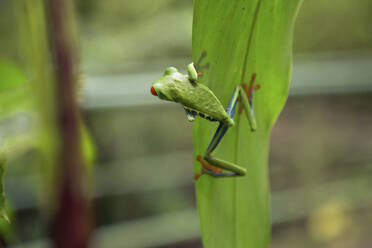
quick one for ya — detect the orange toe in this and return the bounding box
[194,173,201,180]
[196,155,203,162]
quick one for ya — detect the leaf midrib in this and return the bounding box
[233,1,262,246]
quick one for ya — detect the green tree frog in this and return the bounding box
[150,63,259,179]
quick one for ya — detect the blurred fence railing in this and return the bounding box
[82,53,372,110]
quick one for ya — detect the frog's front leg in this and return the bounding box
[187,63,198,82]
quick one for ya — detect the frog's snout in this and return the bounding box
[150,86,158,96]
[151,82,173,101]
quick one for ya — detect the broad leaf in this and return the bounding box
[192,0,302,247]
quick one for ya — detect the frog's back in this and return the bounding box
[174,82,234,126]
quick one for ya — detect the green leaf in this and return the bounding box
[192,0,302,247]
[80,119,96,170]
[0,59,27,93]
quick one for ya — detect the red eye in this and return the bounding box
[150,87,157,96]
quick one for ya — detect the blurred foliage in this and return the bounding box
[0,57,29,226]
[75,0,372,72]
[77,0,193,72]
[270,94,372,248]
[294,0,372,53]
[0,158,9,223]
[0,59,30,119]
[0,52,30,241]
[0,60,26,92]
[15,0,60,205]
[1,0,372,72]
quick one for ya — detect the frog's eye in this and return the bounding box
[164,67,178,75]
[150,86,157,96]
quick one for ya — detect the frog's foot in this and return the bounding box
[195,155,223,180]
[245,73,261,101]
[238,73,261,115]
[194,169,206,180]
[195,51,210,72]
[195,155,237,179]
[197,155,223,173]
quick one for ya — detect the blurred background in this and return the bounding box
[1,0,372,247]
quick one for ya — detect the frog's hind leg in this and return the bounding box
[194,122,231,179]
[243,73,261,106]
[205,123,228,155]
[194,155,237,179]
[195,155,246,179]
[204,87,240,154]
[195,87,247,179]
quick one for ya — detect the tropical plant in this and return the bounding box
[192,0,303,247]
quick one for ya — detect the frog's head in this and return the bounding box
[150,66,186,102]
